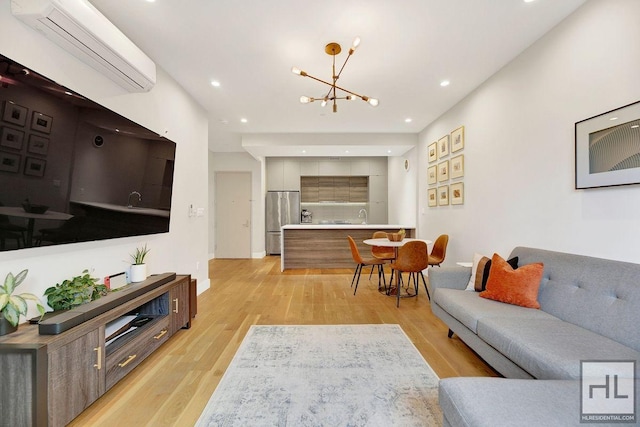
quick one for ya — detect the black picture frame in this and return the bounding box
[31,111,53,134]
[0,126,25,150]
[0,151,21,173]
[575,100,640,189]
[2,101,28,127]
[24,156,46,177]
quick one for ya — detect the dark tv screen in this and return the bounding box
[0,53,175,251]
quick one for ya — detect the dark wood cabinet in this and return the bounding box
[301,176,369,203]
[0,274,190,427]
[48,328,104,426]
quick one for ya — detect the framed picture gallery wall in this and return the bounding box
[428,125,465,207]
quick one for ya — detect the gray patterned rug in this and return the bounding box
[195,324,442,426]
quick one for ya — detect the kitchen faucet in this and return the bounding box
[358,208,368,224]
[127,191,142,208]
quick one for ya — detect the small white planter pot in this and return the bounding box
[130,264,147,283]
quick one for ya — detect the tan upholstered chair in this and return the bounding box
[428,234,449,267]
[347,236,386,295]
[368,231,395,281]
[391,240,429,307]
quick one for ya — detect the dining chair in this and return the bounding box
[369,230,396,280]
[347,235,386,295]
[0,202,27,247]
[391,240,429,307]
[428,234,449,267]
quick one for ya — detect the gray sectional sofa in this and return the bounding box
[429,247,640,426]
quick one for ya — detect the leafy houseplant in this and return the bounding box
[0,269,45,335]
[44,270,108,311]
[131,244,150,265]
[130,244,150,283]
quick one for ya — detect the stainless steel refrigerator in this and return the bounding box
[266,191,300,255]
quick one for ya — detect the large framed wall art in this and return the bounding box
[575,100,640,189]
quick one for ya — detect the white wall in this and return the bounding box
[388,148,418,228]
[418,0,640,265]
[208,152,265,258]
[0,7,210,319]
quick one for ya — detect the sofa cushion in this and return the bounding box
[465,253,518,292]
[433,288,554,334]
[439,378,581,427]
[480,253,543,308]
[510,247,640,353]
[477,317,640,379]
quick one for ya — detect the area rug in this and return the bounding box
[195,324,442,426]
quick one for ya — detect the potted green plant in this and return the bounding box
[44,270,108,311]
[0,269,45,336]
[130,244,150,283]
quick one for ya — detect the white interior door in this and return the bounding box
[215,172,251,258]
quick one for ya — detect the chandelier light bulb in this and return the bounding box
[321,99,327,107]
[291,67,302,75]
[300,96,311,104]
[351,37,361,50]
[368,98,379,107]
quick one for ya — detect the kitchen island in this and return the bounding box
[281,224,416,270]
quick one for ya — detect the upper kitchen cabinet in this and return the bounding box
[266,158,300,191]
[370,157,387,176]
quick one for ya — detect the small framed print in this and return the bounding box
[428,142,437,163]
[0,126,25,150]
[427,165,437,185]
[428,188,437,207]
[437,160,449,182]
[438,134,449,159]
[451,154,464,179]
[451,182,464,205]
[31,111,53,134]
[28,134,49,156]
[24,156,46,177]
[2,101,28,127]
[438,185,449,206]
[0,151,21,173]
[451,126,465,153]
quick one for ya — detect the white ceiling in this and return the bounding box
[90,0,587,157]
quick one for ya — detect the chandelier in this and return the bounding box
[291,37,379,113]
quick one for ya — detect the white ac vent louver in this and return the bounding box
[11,0,156,92]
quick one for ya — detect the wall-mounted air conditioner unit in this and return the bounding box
[11,0,156,92]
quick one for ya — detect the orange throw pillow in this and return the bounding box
[479,253,544,309]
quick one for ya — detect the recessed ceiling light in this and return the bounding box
[345,150,350,154]
[240,118,248,123]
[609,117,619,121]
[387,150,392,154]
[302,150,307,154]
[524,0,535,3]
[440,80,450,87]
[64,91,73,96]
[405,118,412,123]
[211,80,221,87]
[145,0,156,3]
[631,125,639,129]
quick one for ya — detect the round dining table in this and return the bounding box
[363,237,432,301]
[0,207,72,247]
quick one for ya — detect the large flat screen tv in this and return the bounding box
[0,53,175,251]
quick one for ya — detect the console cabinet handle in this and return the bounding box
[93,346,102,370]
[118,354,137,368]
[153,329,168,340]
[173,298,179,313]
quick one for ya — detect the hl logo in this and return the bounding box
[589,374,628,399]
[581,361,636,424]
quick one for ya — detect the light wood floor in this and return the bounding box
[70,257,497,426]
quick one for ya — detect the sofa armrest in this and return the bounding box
[429,267,471,291]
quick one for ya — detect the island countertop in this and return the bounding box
[282,224,415,230]
[280,225,417,270]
